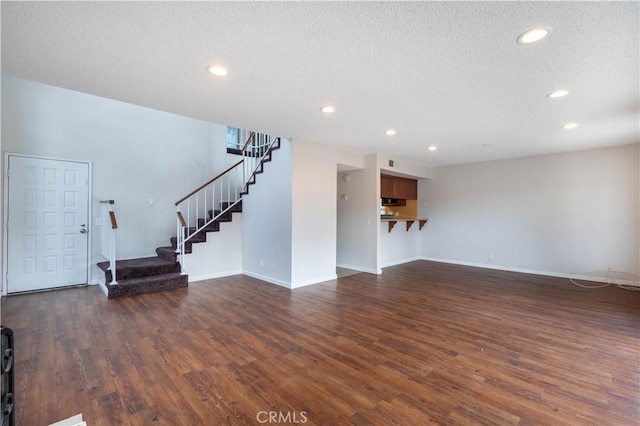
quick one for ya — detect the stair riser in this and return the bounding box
[108,274,188,299]
[156,247,177,263]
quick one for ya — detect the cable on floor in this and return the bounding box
[569,269,640,291]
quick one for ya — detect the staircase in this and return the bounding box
[97,257,186,299]
[98,133,280,299]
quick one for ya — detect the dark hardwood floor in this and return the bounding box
[2,260,638,425]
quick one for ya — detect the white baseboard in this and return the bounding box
[336,263,381,275]
[381,256,421,269]
[419,257,640,287]
[242,270,292,289]
[291,273,338,289]
[95,279,109,297]
[188,270,243,283]
[192,269,340,289]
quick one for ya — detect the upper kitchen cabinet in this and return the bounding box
[381,174,395,198]
[380,174,418,199]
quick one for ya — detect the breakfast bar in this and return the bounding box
[381,217,429,233]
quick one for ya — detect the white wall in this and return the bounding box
[183,213,242,281]
[337,163,380,273]
[380,222,421,267]
[1,75,226,283]
[290,141,339,287]
[242,138,293,287]
[378,154,433,179]
[0,100,2,292]
[336,154,381,274]
[420,144,640,279]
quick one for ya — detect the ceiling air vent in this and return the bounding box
[388,160,394,167]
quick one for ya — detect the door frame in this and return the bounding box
[2,153,93,295]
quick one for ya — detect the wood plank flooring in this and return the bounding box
[2,260,638,425]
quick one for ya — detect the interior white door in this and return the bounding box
[6,155,90,293]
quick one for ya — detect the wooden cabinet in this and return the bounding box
[395,177,417,199]
[380,175,417,199]
[381,175,395,198]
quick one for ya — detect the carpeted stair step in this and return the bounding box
[197,219,220,232]
[156,246,178,263]
[207,209,233,221]
[207,211,236,221]
[170,236,205,253]
[220,200,243,212]
[97,256,180,283]
[106,272,188,299]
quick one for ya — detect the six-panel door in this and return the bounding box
[6,155,90,293]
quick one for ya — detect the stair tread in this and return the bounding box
[98,256,176,272]
[156,246,176,252]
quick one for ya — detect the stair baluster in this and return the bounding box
[174,131,281,274]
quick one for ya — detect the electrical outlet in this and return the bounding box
[260,258,264,267]
[488,254,494,262]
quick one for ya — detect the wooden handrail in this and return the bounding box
[240,131,256,152]
[108,211,118,229]
[100,200,117,228]
[174,159,243,206]
[176,211,186,227]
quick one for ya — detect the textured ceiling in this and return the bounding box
[2,1,638,166]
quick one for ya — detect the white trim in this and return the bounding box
[2,154,8,296]
[420,257,640,287]
[336,263,381,275]
[95,279,109,297]
[291,273,338,289]
[188,270,243,283]
[380,256,421,268]
[242,270,292,289]
[2,153,93,295]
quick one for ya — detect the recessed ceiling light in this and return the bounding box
[427,145,438,151]
[385,129,396,136]
[207,65,229,77]
[517,27,551,44]
[320,105,335,113]
[562,122,578,130]
[547,90,569,98]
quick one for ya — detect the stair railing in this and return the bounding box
[174,130,280,272]
[99,200,118,284]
